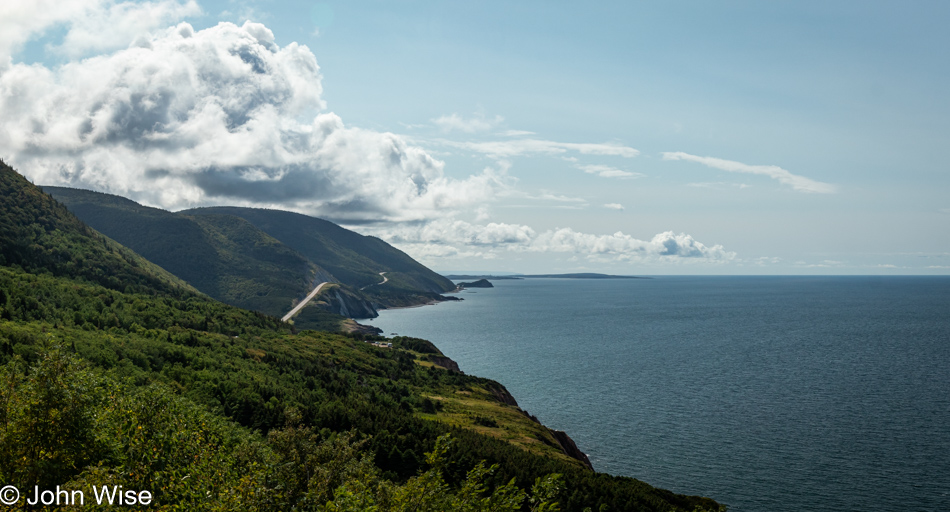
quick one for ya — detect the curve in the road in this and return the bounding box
[360,272,388,290]
[282,281,329,322]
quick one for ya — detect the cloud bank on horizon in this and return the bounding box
[0,0,744,266]
[379,219,733,263]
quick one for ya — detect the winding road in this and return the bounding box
[285,272,387,322]
[282,281,329,322]
[360,272,388,290]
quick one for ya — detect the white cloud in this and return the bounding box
[0,19,505,223]
[580,164,643,179]
[399,243,491,261]
[373,220,734,263]
[438,138,640,158]
[687,181,751,190]
[52,0,202,58]
[217,2,271,26]
[530,229,732,260]
[1,0,94,63]
[662,151,836,194]
[381,219,536,247]
[531,192,586,203]
[431,113,503,133]
[1,4,735,269]
[0,0,200,64]
[497,191,588,210]
[797,259,846,268]
[604,203,624,211]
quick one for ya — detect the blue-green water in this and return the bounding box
[364,277,950,511]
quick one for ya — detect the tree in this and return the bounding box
[0,339,108,490]
[325,434,562,512]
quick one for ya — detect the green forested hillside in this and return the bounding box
[45,188,457,322]
[0,266,721,511]
[185,213,318,314]
[183,207,457,301]
[0,164,194,297]
[43,187,324,318]
[2,163,723,511]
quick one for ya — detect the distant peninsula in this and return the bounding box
[457,278,494,288]
[445,272,648,280]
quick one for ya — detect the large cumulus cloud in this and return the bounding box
[0,18,499,222]
[0,2,734,265]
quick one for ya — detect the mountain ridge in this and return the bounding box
[43,187,453,328]
[1,164,195,297]
[182,206,456,296]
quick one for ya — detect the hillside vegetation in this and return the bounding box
[45,187,453,328]
[1,170,193,297]
[43,187,348,327]
[3,162,723,511]
[184,207,457,308]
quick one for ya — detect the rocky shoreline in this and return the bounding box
[423,348,596,470]
[367,278,598,471]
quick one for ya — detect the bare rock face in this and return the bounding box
[427,355,462,373]
[487,383,519,407]
[549,429,594,471]
[322,288,378,318]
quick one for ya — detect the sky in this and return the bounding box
[1,0,948,274]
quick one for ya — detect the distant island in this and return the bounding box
[445,272,649,280]
[456,278,494,288]
[446,274,523,280]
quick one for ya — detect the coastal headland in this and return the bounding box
[0,162,722,511]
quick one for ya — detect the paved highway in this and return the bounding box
[282,281,329,322]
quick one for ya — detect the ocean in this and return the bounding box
[363,276,950,512]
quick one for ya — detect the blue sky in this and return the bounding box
[2,0,948,274]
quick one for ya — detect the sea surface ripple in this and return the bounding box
[364,276,950,511]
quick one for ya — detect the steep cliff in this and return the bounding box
[427,354,462,373]
[324,287,378,319]
[549,429,595,471]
